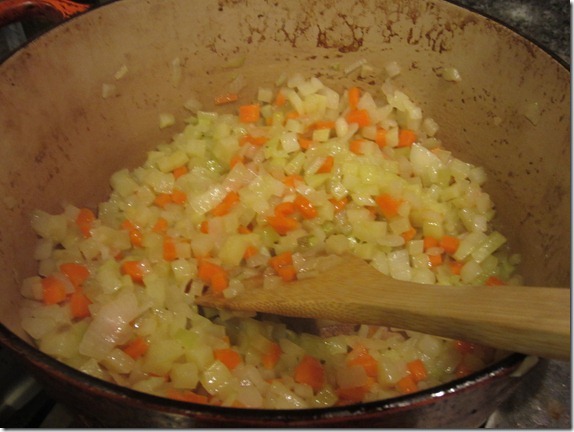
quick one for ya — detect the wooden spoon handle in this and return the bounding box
[198,258,570,360]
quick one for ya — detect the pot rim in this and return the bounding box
[0,322,527,421]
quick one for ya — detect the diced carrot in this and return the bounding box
[283,174,304,188]
[317,155,334,174]
[59,263,89,288]
[210,270,229,293]
[122,220,143,247]
[348,86,361,110]
[276,265,297,282]
[239,104,260,123]
[70,289,92,319]
[166,389,209,404]
[198,259,223,283]
[486,276,507,286]
[163,236,177,261]
[375,127,387,148]
[121,260,145,283]
[170,189,187,205]
[285,110,300,120]
[274,201,297,217]
[152,217,168,233]
[261,342,282,369]
[274,90,286,107]
[423,236,439,251]
[294,355,324,392]
[329,197,349,213]
[347,344,378,377]
[350,139,364,155]
[214,92,239,105]
[312,120,336,131]
[229,154,244,169]
[187,392,210,405]
[440,235,460,255]
[129,228,143,247]
[449,260,464,275]
[336,384,371,403]
[243,245,258,260]
[41,276,68,305]
[396,375,418,394]
[123,336,149,359]
[400,226,417,242]
[211,191,240,217]
[398,129,417,147]
[121,219,136,231]
[269,251,293,272]
[298,136,313,150]
[76,208,95,238]
[407,359,428,382]
[374,193,402,219]
[250,136,267,146]
[428,253,443,267]
[200,220,209,234]
[172,165,188,179]
[240,134,267,147]
[154,193,173,208]
[267,215,299,235]
[198,259,228,293]
[294,194,317,219]
[214,348,242,370]
[346,109,371,127]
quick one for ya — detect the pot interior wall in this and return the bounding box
[0,0,570,344]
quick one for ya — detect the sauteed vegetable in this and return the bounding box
[19,70,520,408]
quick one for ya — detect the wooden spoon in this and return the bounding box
[197,255,570,360]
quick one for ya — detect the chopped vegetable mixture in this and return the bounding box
[20,70,521,408]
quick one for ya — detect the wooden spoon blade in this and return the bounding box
[196,255,571,360]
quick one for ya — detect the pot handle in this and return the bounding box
[0,0,90,28]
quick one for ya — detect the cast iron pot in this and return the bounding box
[0,0,570,427]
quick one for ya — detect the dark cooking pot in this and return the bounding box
[0,0,569,427]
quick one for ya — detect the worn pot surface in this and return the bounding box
[0,0,569,427]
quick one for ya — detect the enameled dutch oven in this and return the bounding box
[0,0,569,427]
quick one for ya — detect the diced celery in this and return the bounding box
[452,231,488,262]
[156,150,189,173]
[378,350,408,386]
[101,348,136,374]
[470,231,507,263]
[170,362,199,389]
[39,321,88,360]
[141,339,185,376]
[200,360,234,395]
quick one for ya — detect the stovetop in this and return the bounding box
[0,0,570,428]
